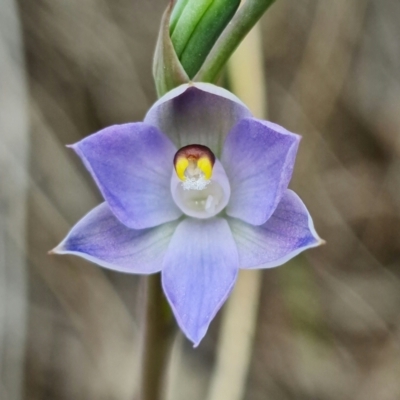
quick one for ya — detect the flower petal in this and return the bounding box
[71,123,182,229]
[162,217,239,346]
[144,83,252,157]
[52,203,179,274]
[228,190,322,269]
[222,118,301,225]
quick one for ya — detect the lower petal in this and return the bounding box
[162,218,239,346]
[228,190,322,269]
[52,203,179,274]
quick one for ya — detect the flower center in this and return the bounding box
[181,159,210,190]
[174,144,215,190]
[171,144,230,219]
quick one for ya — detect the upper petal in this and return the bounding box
[52,203,179,274]
[222,118,301,226]
[144,83,252,157]
[162,217,239,346]
[71,123,182,229]
[228,190,322,269]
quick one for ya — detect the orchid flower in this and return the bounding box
[53,83,322,345]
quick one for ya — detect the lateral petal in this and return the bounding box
[71,123,181,229]
[53,203,179,274]
[228,190,322,269]
[223,118,301,226]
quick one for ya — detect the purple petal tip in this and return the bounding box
[48,243,64,255]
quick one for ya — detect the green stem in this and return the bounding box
[194,0,276,83]
[138,274,175,400]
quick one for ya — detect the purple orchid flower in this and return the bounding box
[53,83,322,346]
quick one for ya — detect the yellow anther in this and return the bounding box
[175,157,189,181]
[173,144,216,184]
[197,156,213,180]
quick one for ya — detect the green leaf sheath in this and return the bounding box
[153,3,189,97]
[195,0,277,83]
[180,0,241,79]
[170,0,190,34]
[170,0,213,58]
[155,0,276,93]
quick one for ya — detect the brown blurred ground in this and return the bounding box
[1,0,400,399]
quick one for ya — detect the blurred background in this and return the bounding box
[1,0,400,399]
